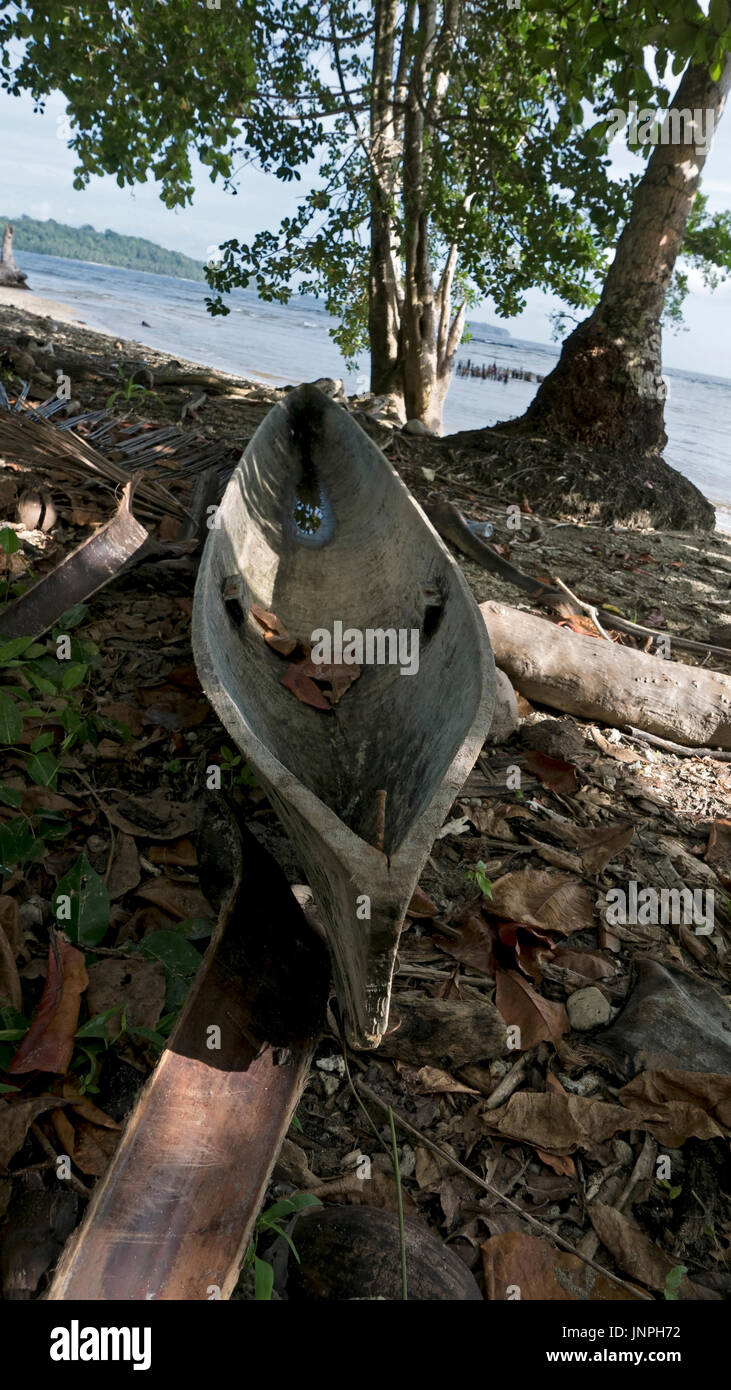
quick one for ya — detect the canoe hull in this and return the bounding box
[193,384,495,1047]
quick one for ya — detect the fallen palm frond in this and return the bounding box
[0,480,149,639]
[0,384,236,524]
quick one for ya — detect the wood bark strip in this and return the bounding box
[481,600,731,749]
[48,811,330,1301]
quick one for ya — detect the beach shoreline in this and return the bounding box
[1,287,729,536]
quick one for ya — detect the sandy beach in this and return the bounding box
[0,283,88,328]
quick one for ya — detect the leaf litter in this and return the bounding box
[1,311,730,1300]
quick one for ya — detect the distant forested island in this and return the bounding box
[465,320,511,342]
[2,215,205,281]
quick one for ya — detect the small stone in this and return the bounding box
[402,418,428,435]
[567,986,611,1032]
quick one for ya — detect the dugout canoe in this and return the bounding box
[192,384,495,1048]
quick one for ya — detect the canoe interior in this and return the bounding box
[196,385,486,858]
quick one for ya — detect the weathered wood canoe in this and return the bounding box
[193,384,495,1048]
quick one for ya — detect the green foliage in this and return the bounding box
[219,744,259,789]
[0,616,102,875]
[664,1264,688,1299]
[106,365,160,408]
[2,0,730,398]
[464,859,493,899]
[0,212,206,280]
[244,1193,322,1301]
[53,854,110,947]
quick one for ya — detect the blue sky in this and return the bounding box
[1,83,730,373]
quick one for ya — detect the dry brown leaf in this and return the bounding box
[310,1168,418,1214]
[706,819,731,887]
[482,1090,725,1153]
[587,1203,699,1296]
[0,1097,63,1168]
[535,1148,576,1177]
[19,786,80,817]
[0,920,21,1010]
[100,795,197,840]
[581,821,635,877]
[620,1069,731,1131]
[148,837,198,868]
[434,913,494,976]
[72,1120,120,1177]
[250,602,290,638]
[549,947,617,981]
[107,833,141,901]
[86,957,166,1038]
[0,895,22,957]
[407,886,438,918]
[51,1107,77,1157]
[413,1066,480,1095]
[7,935,88,1075]
[134,877,213,923]
[495,968,569,1049]
[57,1081,121,1130]
[486,869,593,936]
[481,1230,642,1300]
[522,750,578,796]
[280,661,331,710]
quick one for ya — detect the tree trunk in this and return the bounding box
[399,0,460,433]
[0,224,29,288]
[522,57,731,453]
[368,0,406,405]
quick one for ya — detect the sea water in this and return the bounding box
[14,250,731,532]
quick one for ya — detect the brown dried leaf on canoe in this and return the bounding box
[481,1230,642,1301]
[495,967,569,1049]
[281,660,331,711]
[250,602,297,656]
[485,868,594,936]
[280,654,361,710]
[7,935,88,1075]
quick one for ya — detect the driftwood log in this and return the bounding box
[48,808,330,1301]
[0,224,28,288]
[481,600,731,749]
